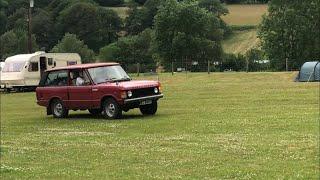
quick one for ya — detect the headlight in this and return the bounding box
[127,90,132,97]
[154,87,159,94]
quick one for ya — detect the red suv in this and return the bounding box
[36,63,163,119]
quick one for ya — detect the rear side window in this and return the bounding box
[28,62,39,72]
[44,70,68,86]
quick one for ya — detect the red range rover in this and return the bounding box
[36,63,163,119]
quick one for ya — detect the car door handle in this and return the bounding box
[92,89,98,92]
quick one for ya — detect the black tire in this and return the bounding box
[88,108,102,115]
[139,101,157,115]
[51,99,69,118]
[102,98,122,119]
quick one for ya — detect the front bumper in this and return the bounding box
[124,94,164,104]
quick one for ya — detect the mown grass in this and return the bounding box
[105,7,130,19]
[1,72,319,179]
[222,29,260,54]
[222,4,268,25]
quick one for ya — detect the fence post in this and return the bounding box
[246,59,249,73]
[285,58,288,71]
[171,61,174,75]
[185,59,188,75]
[207,60,210,74]
[137,63,140,77]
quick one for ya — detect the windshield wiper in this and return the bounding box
[96,78,117,84]
[114,77,131,82]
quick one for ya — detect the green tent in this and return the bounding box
[296,61,320,82]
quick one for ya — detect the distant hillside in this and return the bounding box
[222,4,267,25]
[105,7,130,19]
[221,5,267,54]
[222,29,260,54]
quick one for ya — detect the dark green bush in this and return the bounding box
[93,0,124,6]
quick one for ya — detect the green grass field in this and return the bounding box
[1,73,319,179]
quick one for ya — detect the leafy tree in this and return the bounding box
[125,7,151,35]
[0,29,38,59]
[7,7,27,30]
[125,0,163,35]
[0,0,8,9]
[245,48,265,72]
[198,0,230,37]
[5,0,26,16]
[57,2,121,51]
[99,29,155,72]
[221,53,246,71]
[0,0,8,34]
[154,0,223,69]
[93,0,124,6]
[134,0,147,5]
[99,43,120,61]
[198,0,229,16]
[258,0,320,70]
[95,7,122,46]
[0,30,17,59]
[32,9,55,51]
[51,33,95,63]
[0,10,7,34]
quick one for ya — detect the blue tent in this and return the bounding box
[297,61,320,82]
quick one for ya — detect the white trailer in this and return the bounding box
[0,62,4,89]
[0,52,81,91]
[0,62,4,71]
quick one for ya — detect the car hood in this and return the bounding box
[97,80,159,90]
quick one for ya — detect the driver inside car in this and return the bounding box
[70,71,85,86]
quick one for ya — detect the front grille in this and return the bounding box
[131,87,156,98]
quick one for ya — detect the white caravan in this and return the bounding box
[0,62,4,71]
[0,62,5,89]
[1,52,81,91]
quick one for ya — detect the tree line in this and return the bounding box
[0,0,319,72]
[0,0,231,72]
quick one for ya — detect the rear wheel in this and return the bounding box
[51,99,68,118]
[102,98,122,119]
[140,101,157,115]
[88,108,102,115]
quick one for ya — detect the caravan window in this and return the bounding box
[48,58,53,65]
[28,62,39,72]
[2,62,26,72]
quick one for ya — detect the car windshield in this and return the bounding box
[87,65,131,84]
[2,61,26,72]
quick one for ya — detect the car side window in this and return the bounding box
[28,62,39,72]
[44,70,68,86]
[70,70,91,86]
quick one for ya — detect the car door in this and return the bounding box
[67,69,93,109]
[40,70,69,105]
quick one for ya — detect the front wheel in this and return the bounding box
[139,101,157,115]
[102,98,122,119]
[51,99,68,118]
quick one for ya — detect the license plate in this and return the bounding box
[140,99,152,105]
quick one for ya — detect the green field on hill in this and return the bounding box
[1,73,319,179]
[221,5,267,54]
[222,4,268,25]
[222,29,260,54]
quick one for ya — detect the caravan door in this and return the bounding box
[40,56,47,78]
